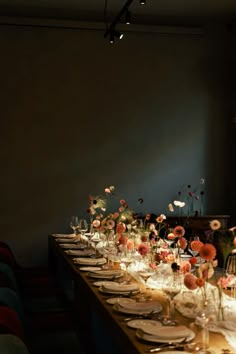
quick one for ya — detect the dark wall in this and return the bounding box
[0,23,232,265]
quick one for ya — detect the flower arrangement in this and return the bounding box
[183,242,218,306]
[168,178,205,217]
[215,275,232,320]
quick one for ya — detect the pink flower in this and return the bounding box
[116,222,126,234]
[113,212,120,219]
[180,261,191,274]
[105,188,111,194]
[106,219,115,229]
[127,239,134,250]
[167,233,176,240]
[118,235,128,245]
[120,199,126,205]
[173,225,185,237]
[149,263,157,269]
[184,273,198,290]
[137,243,150,257]
[92,220,100,228]
[178,237,187,250]
[217,276,232,289]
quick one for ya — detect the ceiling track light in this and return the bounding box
[125,10,131,25]
[109,30,123,44]
[104,0,134,42]
[140,0,146,4]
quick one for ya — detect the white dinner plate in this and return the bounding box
[65,249,95,256]
[99,287,140,296]
[79,266,102,271]
[102,282,139,293]
[88,270,123,279]
[113,301,162,315]
[93,281,120,287]
[106,297,136,305]
[51,233,75,238]
[140,325,191,338]
[59,243,87,249]
[73,257,107,266]
[126,319,162,330]
[56,237,80,243]
[136,327,195,344]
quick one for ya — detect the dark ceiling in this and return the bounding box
[0,0,236,27]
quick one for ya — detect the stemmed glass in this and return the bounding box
[70,216,80,236]
[162,274,182,321]
[78,219,88,240]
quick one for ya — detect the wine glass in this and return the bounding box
[162,274,182,321]
[70,216,80,236]
[78,219,88,240]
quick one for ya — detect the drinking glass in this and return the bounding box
[70,216,80,236]
[162,274,182,321]
[78,219,88,239]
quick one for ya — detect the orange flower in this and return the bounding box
[199,243,216,261]
[184,273,198,290]
[191,240,204,252]
[196,277,205,287]
[137,243,150,257]
[178,237,187,250]
[189,257,198,265]
[116,222,126,234]
[173,225,185,237]
[167,232,176,240]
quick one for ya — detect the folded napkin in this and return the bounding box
[208,320,236,351]
[56,237,80,243]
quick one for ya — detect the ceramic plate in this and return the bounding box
[102,282,139,293]
[65,249,95,256]
[59,243,87,249]
[93,281,120,287]
[113,301,162,315]
[99,287,140,296]
[126,319,162,330]
[136,328,195,344]
[73,257,107,266]
[79,266,102,271]
[106,297,136,305]
[88,270,123,279]
[51,233,75,238]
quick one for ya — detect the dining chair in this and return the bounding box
[0,334,30,354]
[0,287,25,325]
[0,306,25,341]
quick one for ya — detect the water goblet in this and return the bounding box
[69,216,80,236]
[162,274,181,321]
[78,219,88,239]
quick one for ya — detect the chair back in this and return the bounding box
[0,334,30,354]
[0,306,25,340]
[225,252,236,275]
[0,288,25,324]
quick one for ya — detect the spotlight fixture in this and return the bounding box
[140,0,146,4]
[109,30,124,43]
[125,10,131,25]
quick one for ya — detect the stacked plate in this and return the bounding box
[56,237,81,243]
[136,324,195,344]
[59,243,88,249]
[65,249,95,257]
[73,257,107,266]
[114,300,162,315]
[51,233,75,238]
[88,269,123,280]
[99,282,140,296]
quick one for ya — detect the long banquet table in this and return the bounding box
[48,236,235,354]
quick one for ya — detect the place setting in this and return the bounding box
[99,281,140,296]
[87,269,124,280]
[72,257,107,266]
[64,248,96,257]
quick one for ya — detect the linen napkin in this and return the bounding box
[208,320,236,351]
